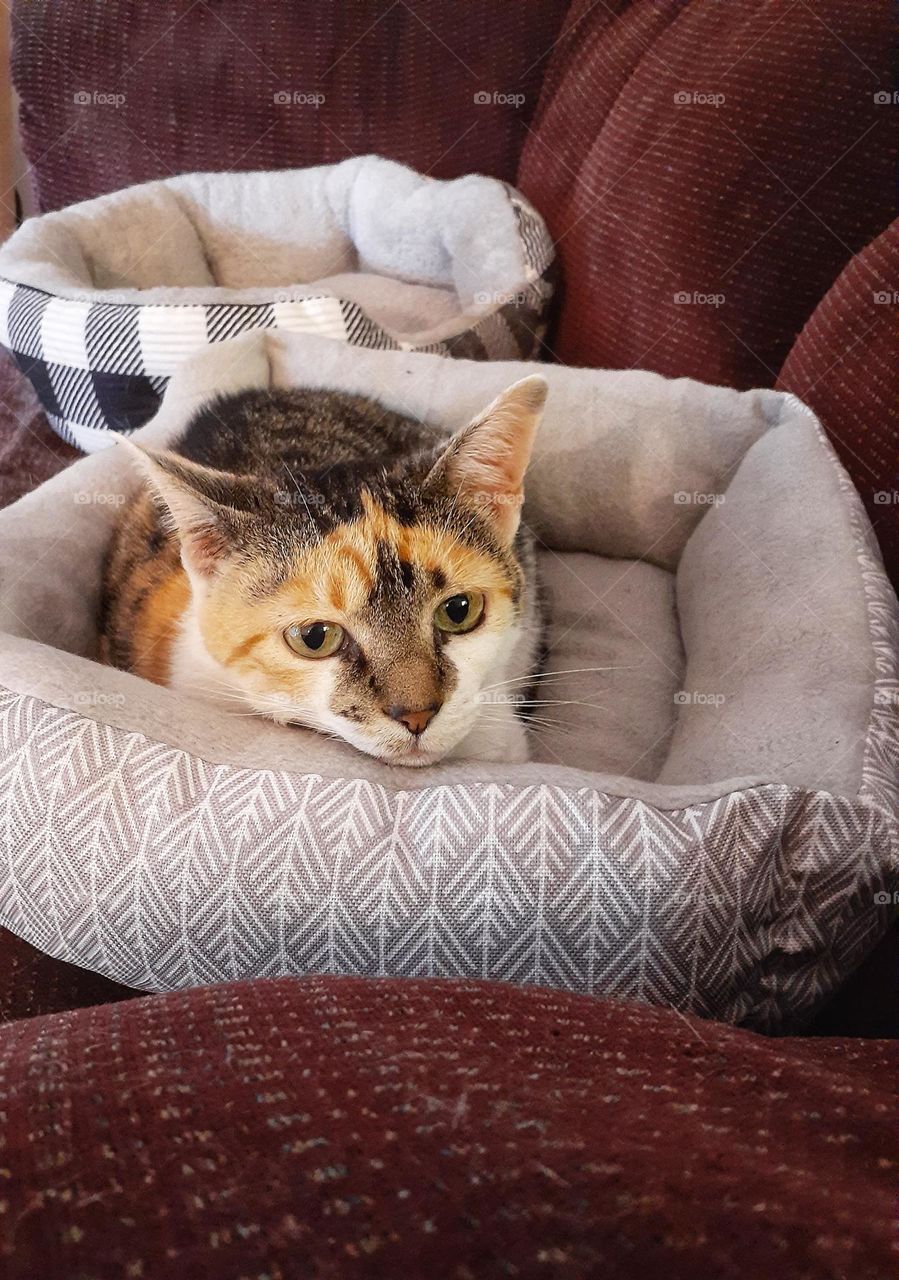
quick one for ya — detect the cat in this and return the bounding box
[100,375,547,767]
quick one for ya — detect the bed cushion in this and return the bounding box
[0,156,554,450]
[0,332,895,1030]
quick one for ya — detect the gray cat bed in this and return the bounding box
[0,156,554,451]
[0,331,895,1030]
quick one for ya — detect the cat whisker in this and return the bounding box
[440,486,463,533]
[525,718,577,735]
[479,665,633,693]
[451,506,488,540]
[515,699,607,709]
[198,687,251,702]
[214,709,284,720]
[281,460,316,522]
[476,711,574,734]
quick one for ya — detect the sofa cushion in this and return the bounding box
[0,928,132,1022]
[518,0,893,387]
[0,975,893,1280]
[778,219,899,589]
[11,0,570,210]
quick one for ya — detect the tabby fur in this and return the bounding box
[100,377,547,766]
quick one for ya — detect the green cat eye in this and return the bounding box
[284,621,345,658]
[434,591,485,635]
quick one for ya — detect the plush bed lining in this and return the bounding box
[0,158,532,322]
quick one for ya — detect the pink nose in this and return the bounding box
[386,704,441,736]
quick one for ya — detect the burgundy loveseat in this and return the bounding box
[1,3,895,1276]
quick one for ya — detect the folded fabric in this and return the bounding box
[0,156,554,450]
[0,331,895,1030]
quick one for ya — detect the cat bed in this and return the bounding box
[0,332,895,1031]
[0,156,554,452]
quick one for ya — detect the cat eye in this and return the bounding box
[284,621,345,658]
[434,591,485,635]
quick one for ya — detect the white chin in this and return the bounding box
[324,712,472,768]
[377,742,444,767]
[348,733,455,767]
[385,750,441,768]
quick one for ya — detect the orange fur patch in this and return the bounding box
[226,631,268,666]
[272,496,514,623]
[130,568,190,685]
[196,495,516,690]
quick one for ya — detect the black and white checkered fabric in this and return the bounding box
[0,191,555,453]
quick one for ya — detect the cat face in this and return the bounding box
[126,376,546,766]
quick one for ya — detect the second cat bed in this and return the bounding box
[0,332,895,1031]
[0,156,554,451]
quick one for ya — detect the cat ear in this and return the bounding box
[115,436,250,580]
[425,375,547,544]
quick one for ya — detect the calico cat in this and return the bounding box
[100,375,547,767]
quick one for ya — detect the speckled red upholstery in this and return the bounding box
[778,220,899,585]
[11,0,570,210]
[1,977,894,1279]
[0,351,74,509]
[0,929,132,1023]
[517,0,894,388]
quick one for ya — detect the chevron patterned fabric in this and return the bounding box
[0,685,894,1032]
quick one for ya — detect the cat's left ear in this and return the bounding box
[114,435,253,581]
[425,374,548,545]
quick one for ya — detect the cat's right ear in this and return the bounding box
[114,435,249,581]
[423,375,547,545]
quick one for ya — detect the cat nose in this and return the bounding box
[386,704,441,736]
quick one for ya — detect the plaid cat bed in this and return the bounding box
[0,157,555,452]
